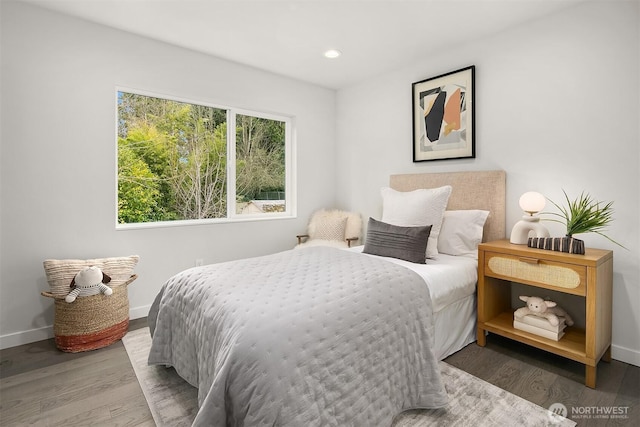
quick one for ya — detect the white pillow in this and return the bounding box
[381,185,452,258]
[437,210,489,259]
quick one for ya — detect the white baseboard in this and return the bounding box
[129,304,151,322]
[0,304,151,350]
[612,344,640,367]
[0,326,54,350]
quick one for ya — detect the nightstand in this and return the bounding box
[477,239,613,388]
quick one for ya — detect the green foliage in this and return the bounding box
[117,141,161,223]
[235,115,285,202]
[117,92,286,223]
[544,190,625,248]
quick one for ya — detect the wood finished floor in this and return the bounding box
[1,318,638,426]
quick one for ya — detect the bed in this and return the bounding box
[147,170,505,427]
[386,171,506,360]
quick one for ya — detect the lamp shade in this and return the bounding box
[519,191,546,214]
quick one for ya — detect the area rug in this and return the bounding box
[123,327,575,427]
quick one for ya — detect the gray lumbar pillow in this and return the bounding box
[363,217,432,264]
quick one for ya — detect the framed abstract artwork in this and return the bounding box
[412,65,475,162]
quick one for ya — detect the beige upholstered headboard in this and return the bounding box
[390,170,506,242]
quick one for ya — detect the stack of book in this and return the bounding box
[513,314,567,341]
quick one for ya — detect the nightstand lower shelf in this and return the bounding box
[480,312,585,360]
[478,312,611,388]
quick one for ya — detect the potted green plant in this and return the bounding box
[538,190,625,254]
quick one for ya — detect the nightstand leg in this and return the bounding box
[477,328,486,347]
[585,365,597,389]
[602,346,612,362]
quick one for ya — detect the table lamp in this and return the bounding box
[509,191,550,244]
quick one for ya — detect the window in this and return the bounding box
[116,90,293,228]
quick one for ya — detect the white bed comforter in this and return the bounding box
[348,246,478,313]
[148,246,448,426]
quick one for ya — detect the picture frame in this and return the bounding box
[412,65,475,162]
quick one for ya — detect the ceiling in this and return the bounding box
[19,0,584,89]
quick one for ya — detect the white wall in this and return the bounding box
[0,2,337,347]
[335,1,640,366]
[2,1,638,368]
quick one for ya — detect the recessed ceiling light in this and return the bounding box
[324,49,342,59]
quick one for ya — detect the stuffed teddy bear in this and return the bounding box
[514,295,574,327]
[65,266,113,303]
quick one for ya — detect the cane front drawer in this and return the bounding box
[484,252,587,296]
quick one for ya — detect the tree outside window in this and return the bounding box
[117,91,291,227]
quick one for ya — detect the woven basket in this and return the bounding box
[41,274,137,352]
